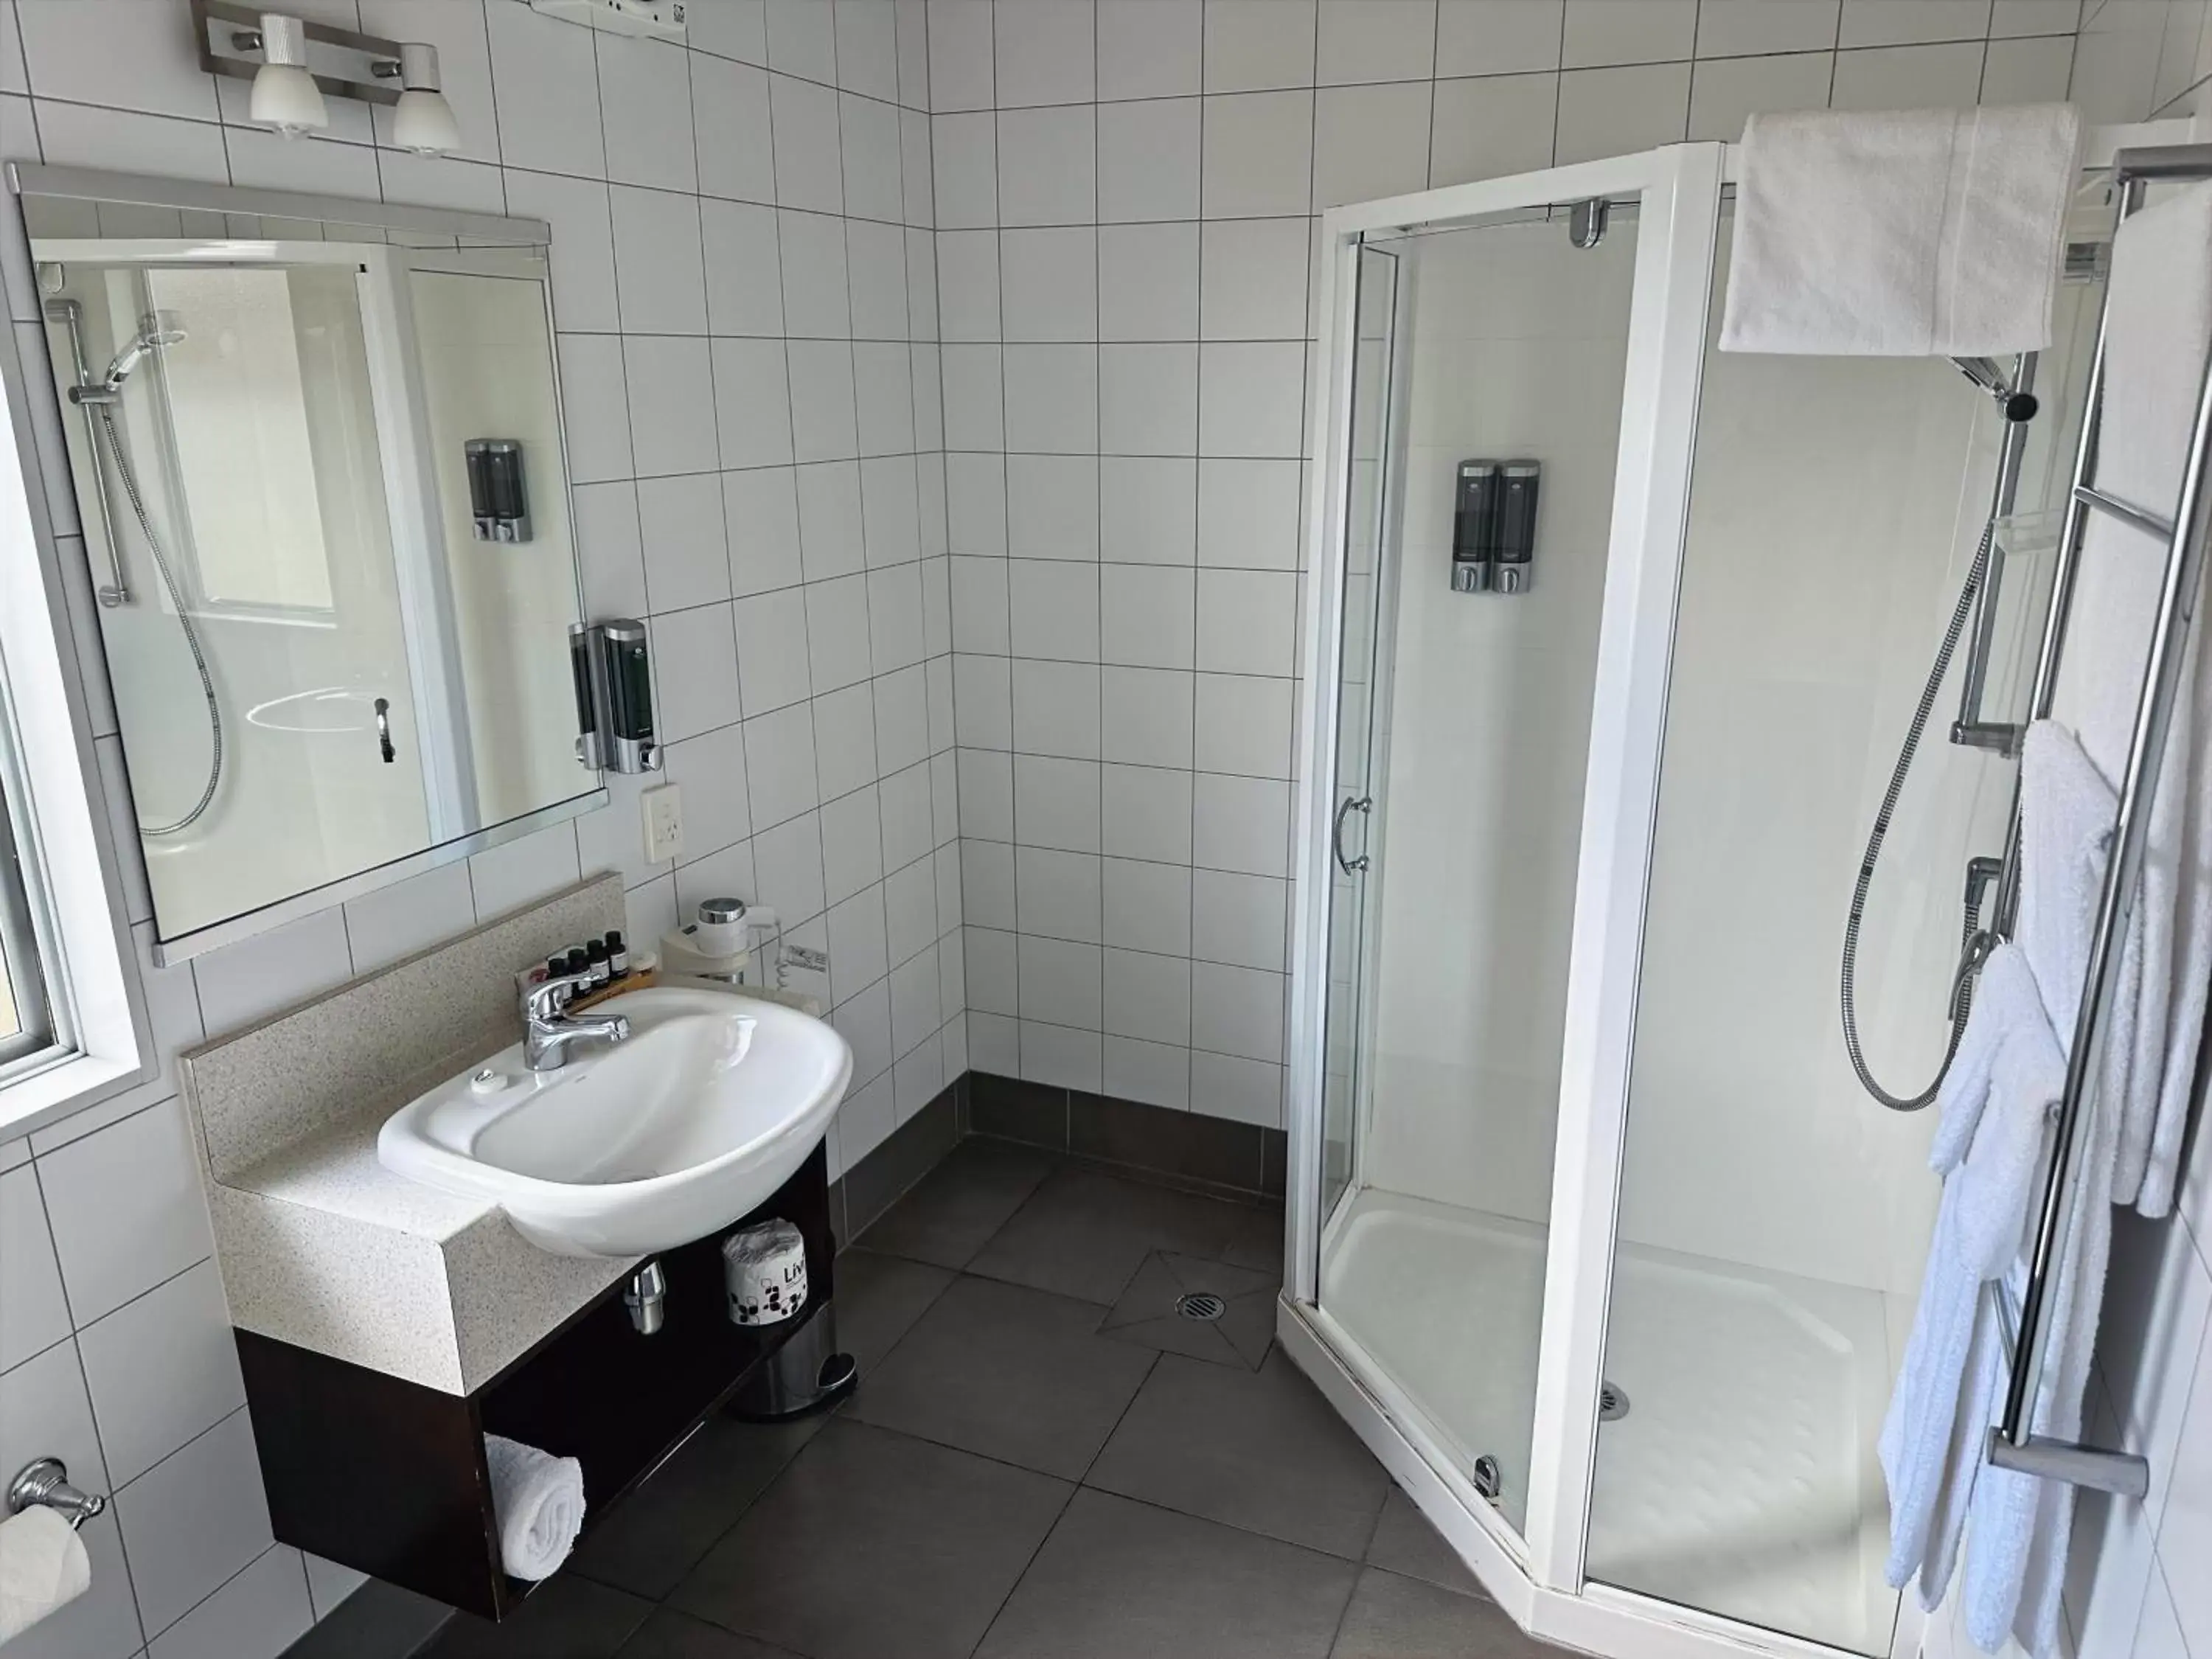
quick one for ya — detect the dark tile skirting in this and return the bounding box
[964,1072,1287,1202]
[827,1077,964,1244]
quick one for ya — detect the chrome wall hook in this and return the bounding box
[7,1457,108,1530]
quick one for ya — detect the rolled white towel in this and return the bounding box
[0,1505,92,1641]
[482,1435,584,1582]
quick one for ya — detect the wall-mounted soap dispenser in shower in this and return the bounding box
[464,439,532,543]
[1451,459,1541,595]
[1492,462,1540,594]
[568,619,660,773]
[1452,460,1498,592]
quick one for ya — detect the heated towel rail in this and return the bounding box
[1972,140,2212,1500]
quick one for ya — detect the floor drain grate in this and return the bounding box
[1599,1382,1630,1422]
[1175,1290,1226,1322]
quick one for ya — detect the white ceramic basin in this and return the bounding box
[376,987,852,1257]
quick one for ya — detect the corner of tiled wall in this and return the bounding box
[928,0,2094,1144]
[0,1,961,1653]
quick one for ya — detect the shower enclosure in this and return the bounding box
[1284,142,2102,1659]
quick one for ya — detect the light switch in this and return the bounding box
[642,784,684,864]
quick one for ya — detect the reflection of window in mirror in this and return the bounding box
[149,264,386,618]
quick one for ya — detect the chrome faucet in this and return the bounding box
[522,972,631,1072]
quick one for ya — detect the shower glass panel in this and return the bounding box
[1316,204,1641,1534]
[1319,245,1397,1223]
[1585,199,2101,1654]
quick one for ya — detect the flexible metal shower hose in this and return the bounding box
[94,403,223,836]
[1837,517,1996,1112]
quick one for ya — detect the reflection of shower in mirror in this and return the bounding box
[43,289,224,838]
[19,177,601,958]
[83,310,187,397]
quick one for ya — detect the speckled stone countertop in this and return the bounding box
[181,875,634,1396]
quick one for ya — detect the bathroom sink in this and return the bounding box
[376,987,852,1257]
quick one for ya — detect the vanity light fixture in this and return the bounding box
[382,43,462,156]
[191,1,462,156]
[245,13,325,137]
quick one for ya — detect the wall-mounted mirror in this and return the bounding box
[12,165,602,960]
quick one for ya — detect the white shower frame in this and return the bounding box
[1282,137,1922,1659]
[1284,119,2193,1659]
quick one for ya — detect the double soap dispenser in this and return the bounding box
[569,619,658,774]
[1450,459,1541,595]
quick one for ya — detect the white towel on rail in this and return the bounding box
[1719,103,2081,357]
[2044,181,2212,1217]
[1938,724,2130,1656]
[1959,1082,2119,1658]
[1881,943,2063,1601]
[2017,722,2119,1041]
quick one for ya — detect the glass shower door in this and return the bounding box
[1312,196,1649,1540]
[1318,246,1397,1225]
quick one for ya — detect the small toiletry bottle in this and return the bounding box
[544,956,564,984]
[586,939,611,987]
[607,930,629,979]
[566,946,589,981]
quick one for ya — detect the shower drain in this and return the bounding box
[1599,1382,1630,1422]
[1174,1290,1226,1322]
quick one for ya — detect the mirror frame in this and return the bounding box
[9,162,608,965]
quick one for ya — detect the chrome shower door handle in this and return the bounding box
[1332,795,1371,874]
[373,696,396,763]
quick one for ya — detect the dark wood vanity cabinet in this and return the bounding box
[235,1141,836,1619]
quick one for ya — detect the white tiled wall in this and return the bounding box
[936,0,2087,1130]
[0,1,957,1654]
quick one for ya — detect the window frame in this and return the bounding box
[0,732,59,1070]
[0,304,152,1137]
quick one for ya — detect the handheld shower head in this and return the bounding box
[100,310,185,389]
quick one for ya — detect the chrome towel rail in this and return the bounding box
[2072,482,2174,543]
[1975,142,2212,1498]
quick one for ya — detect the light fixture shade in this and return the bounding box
[249,62,327,136]
[249,13,325,136]
[393,87,461,156]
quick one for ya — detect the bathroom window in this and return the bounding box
[0,765,53,1071]
[128,264,351,618]
[0,318,149,1135]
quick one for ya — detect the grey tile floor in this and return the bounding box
[422,1140,1565,1659]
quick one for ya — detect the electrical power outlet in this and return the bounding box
[641,784,684,864]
